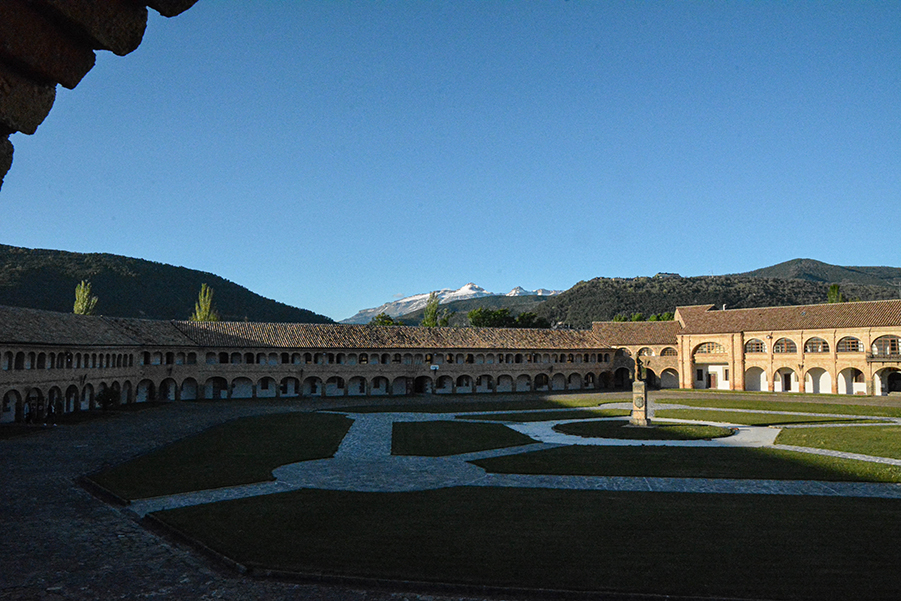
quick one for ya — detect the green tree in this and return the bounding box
[468,307,513,327]
[612,314,628,322]
[827,284,846,303]
[370,312,398,326]
[190,283,220,322]
[421,292,450,327]
[514,312,550,328]
[630,312,645,322]
[73,280,98,315]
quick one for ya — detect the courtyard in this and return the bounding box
[4,390,901,600]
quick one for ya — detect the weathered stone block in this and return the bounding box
[147,0,200,18]
[0,135,12,190]
[0,0,96,89]
[0,60,56,134]
[40,0,148,57]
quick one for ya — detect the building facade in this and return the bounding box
[3,299,901,424]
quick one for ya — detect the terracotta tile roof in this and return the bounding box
[172,321,609,350]
[0,305,137,346]
[676,299,901,335]
[590,321,680,346]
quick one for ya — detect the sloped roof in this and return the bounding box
[0,305,138,346]
[590,321,680,346]
[676,299,901,335]
[173,321,608,350]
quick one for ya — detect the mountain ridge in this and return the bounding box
[0,244,332,323]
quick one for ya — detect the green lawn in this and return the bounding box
[553,419,734,440]
[655,408,876,426]
[88,412,352,499]
[776,425,901,460]
[657,397,901,417]
[471,445,901,482]
[152,487,901,600]
[462,408,631,422]
[392,420,535,456]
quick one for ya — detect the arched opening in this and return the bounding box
[325,377,345,397]
[2,390,21,423]
[257,377,277,398]
[231,377,254,399]
[204,377,228,400]
[180,378,198,401]
[872,335,901,358]
[81,384,94,410]
[551,373,566,391]
[303,377,323,397]
[567,373,582,390]
[391,377,409,396]
[347,376,367,396]
[413,376,433,394]
[613,367,631,389]
[534,373,550,392]
[475,375,493,394]
[497,375,514,393]
[774,368,797,392]
[136,380,155,402]
[660,369,679,389]
[65,385,79,412]
[280,377,300,397]
[435,376,454,394]
[514,374,530,392]
[121,380,134,404]
[805,368,831,394]
[744,367,767,391]
[159,378,177,401]
[455,375,472,394]
[838,368,865,395]
[370,377,389,396]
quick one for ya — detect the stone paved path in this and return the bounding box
[127,402,901,517]
[4,393,901,600]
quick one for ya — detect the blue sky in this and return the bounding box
[2,1,899,320]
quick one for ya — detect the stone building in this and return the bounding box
[3,298,901,424]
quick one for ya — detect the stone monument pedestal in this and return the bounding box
[630,380,650,426]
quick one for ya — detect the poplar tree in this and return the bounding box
[420,292,450,327]
[190,283,220,321]
[73,280,98,315]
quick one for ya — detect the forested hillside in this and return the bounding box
[535,275,900,329]
[0,245,333,323]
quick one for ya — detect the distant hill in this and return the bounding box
[0,244,333,323]
[395,295,547,326]
[535,274,900,329]
[737,258,901,288]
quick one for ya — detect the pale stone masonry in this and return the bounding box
[2,298,901,423]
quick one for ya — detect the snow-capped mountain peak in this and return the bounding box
[340,283,560,323]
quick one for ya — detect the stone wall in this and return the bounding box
[0,0,199,189]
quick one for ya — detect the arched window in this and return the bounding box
[837,337,863,353]
[804,337,829,353]
[872,335,901,357]
[744,339,766,354]
[693,342,725,355]
[773,338,797,353]
[637,348,653,357]
[660,347,677,357]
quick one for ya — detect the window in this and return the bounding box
[696,369,703,381]
[872,335,901,356]
[744,339,766,353]
[694,342,725,355]
[837,337,863,353]
[661,347,678,356]
[724,369,730,381]
[804,337,830,353]
[638,348,653,357]
[773,338,797,353]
